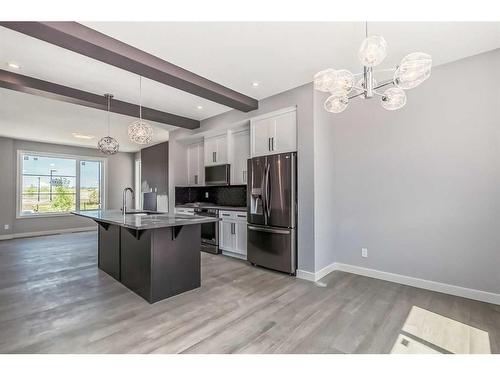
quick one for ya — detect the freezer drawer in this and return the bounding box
[247,224,296,274]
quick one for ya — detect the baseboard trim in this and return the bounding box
[298,262,500,306]
[0,226,97,240]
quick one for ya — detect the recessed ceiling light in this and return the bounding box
[197,105,203,110]
[72,132,95,140]
[252,82,260,87]
[7,62,20,69]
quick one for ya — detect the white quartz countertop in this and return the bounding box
[72,210,219,230]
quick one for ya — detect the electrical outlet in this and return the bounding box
[361,248,368,258]
[205,192,209,198]
[4,224,9,230]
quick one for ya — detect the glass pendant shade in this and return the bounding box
[381,87,406,110]
[324,95,349,113]
[129,76,153,145]
[330,69,354,94]
[314,68,337,92]
[97,136,120,155]
[314,69,353,94]
[394,52,432,90]
[128,120,153,145]
[358,35,388,67]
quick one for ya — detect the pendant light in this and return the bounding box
[314,22,432,113]
[97,93,120,155]
[128,76,153,145]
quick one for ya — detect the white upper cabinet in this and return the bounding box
[231,129,250,185]
[204,132,229,166]
[250,107,297,157]
[251,117,274,157]
[273,110,297,154]
[187,142,204,185]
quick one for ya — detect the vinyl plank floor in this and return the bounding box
[0,232,499,354]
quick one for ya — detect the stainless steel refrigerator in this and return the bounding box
[247,152,297,274]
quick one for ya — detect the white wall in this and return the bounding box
[169,83,316,272]
[313,49,500,294]
[0,138,135,237]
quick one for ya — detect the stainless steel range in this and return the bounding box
[194,207,220,254]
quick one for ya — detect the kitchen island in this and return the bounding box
[72,210,219,303]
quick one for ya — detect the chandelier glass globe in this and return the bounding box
[330,69,354,94]
[381,88,406,111]
[394,52,432,90]
[128,120,153,145]
[314,68,337,92]
[358,35,388,67]
[97,136,120,155]
[324,95,349,113]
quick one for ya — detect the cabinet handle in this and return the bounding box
[212,151,215,162]
[271,137,274,151]
[268,138,271,151]
[194,175,198,185]
[231,222,235,234]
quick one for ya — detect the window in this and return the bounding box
[18,151,105,216]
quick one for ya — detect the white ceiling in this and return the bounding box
[0,89,171,152]
[1,22,499,151]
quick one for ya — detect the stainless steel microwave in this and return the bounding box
[205,164,230,185]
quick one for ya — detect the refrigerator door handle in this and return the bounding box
[265,163,271,220]
[261,163,268,225]
[248,225,290,235]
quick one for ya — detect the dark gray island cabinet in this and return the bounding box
[72,210,219,303]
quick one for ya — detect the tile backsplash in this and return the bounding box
[176,185,247,207]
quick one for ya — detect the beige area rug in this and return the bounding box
[391,306,491,354]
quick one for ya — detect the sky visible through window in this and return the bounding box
[20,154,103,214]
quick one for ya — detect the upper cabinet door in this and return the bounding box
[204,133,228,166]
[232,130,250,185]
[215,134,228,164]
[273,110,297,154]
[250,117,274,157]
[187,142,203,185]
[204,136,218,166]
[250,107,297,157]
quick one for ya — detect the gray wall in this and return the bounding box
[169,83,316,272]
[313,49,500,293]
[0,138,135,236]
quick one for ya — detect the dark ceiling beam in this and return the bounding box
[0,69,200,129]
[0,21,259,112]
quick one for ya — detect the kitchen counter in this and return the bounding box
[175,204,247,211]
[72,209,217,304]
[73,209,219,230]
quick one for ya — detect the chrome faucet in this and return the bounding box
[122,187,135,215]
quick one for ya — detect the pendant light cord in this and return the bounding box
[139,76,143,121]
[107,94,111,136]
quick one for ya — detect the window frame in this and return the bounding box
[16,150,107,218]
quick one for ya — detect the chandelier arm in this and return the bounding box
[348,91,367,100]
[373,79,395,91]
